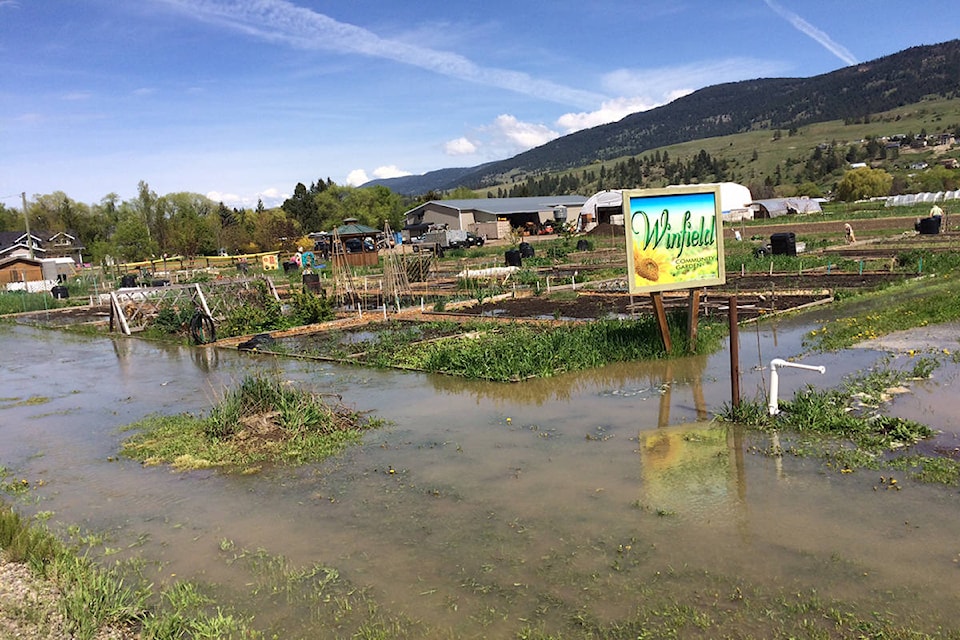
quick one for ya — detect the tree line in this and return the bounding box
[0,180,426,264]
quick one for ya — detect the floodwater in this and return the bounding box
[2,317,960,637]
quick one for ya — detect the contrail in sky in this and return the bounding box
[156,0,603,109]
[763,0,858,66]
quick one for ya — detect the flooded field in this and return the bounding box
[2,318,960,637]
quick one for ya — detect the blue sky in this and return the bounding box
[1,0,957,209]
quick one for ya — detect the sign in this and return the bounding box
[623,185,725,294]
[261,254,279,271]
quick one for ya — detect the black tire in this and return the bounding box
[189,312,216,345]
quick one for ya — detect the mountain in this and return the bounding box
[366,39,960,196]
[363,163,496,196]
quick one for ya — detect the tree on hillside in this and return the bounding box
[908,165,959,193]
[835,167,893,201]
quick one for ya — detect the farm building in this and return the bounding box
[403,196,587,240]
[578,182,755,230]
[750,198,822,219]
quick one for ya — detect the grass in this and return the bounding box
[120,374,382,473]
[803,272,960,352]
[358,315,724,381]
[7,500,959,639]
[716,355,960,484]
[1,501,258,639]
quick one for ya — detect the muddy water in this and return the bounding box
[2,320,960,637]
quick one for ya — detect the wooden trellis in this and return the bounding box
[329,229,360,309]
[110,276,279,335]
[381,222,412,310]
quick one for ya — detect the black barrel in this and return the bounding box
[504,249,522,267]
[576,239,590,251]
[120,274,137,287]
[302,272,322,293]
[770,232,797,256]
[917,216,941,235]
[519,242,535,258]
[51,285,69,299]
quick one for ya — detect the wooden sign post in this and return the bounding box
[623,185,725,356]
[650,292,671,352]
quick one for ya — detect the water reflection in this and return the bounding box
[638,421,748,537]
[426,353,713,408]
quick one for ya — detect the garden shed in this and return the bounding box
[0,256,44,291]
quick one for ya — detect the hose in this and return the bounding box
[189,311,216,345]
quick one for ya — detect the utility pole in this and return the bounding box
[21,192,35,259]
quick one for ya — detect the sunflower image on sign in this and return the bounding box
[632,245,676,286]
[622,186,725,294]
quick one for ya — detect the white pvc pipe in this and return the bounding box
[769,358,826,416]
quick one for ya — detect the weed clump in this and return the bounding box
[122,375,379,472]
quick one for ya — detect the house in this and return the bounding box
[750,198,822,219]
[0,230,85,263]
[44,231,86,262]
[402,196,587,240]
[0,231,46,260]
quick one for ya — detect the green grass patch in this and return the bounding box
[803,272,960,352]
[358,315,723,381]
[121,374,381,473]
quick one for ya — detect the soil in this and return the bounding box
[452,290,832,321]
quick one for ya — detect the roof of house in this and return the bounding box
[407,196,587,217]
[0,231,47,257]
[0,255,43,268]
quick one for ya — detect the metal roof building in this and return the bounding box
[403,196,587,239]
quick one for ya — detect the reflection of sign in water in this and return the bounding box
[623,186,725,294]
[639,422,737,514]
[261,254,279,270]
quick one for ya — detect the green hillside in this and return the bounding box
[479,96,960,199]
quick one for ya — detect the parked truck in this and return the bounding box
[414,228,484,255]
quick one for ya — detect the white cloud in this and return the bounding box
[548,57,793,135]
[345,169,370,186]
[206,187,288,208]
[372,165,411,179]
[763,0,858,66]
[487,114,559,152]
[556,97,663,133]
[444,137,478,156]
[159,0,603,108]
